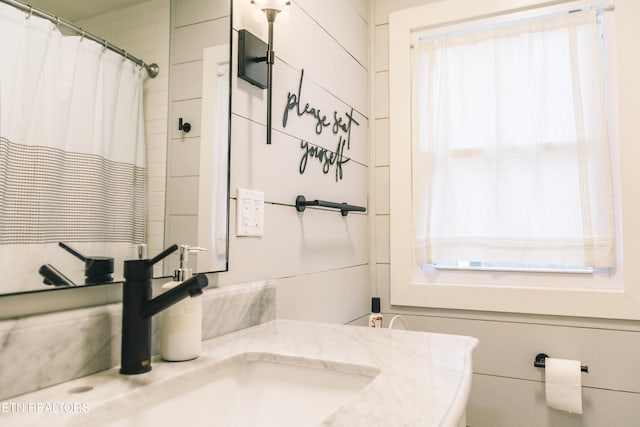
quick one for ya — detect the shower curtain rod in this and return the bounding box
[1,0,159,78]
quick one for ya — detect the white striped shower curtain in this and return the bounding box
[0,2,147,292]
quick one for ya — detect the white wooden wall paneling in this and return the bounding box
[233,3,368,115]
[375,167,389,215]
[171,18,230,64]
[230,115,369,207]
[353,0,369,22]
[173,0,230,28]
[374,71,389,118]
[387,313,640,393]
[231,33,369,166]
[375,0,439,26]
[468,374,640,427]
[166,215,198,246]
[374,118,389,166]
[375,215,390,263]
[167,136,200,176]
[374,25,389,72]
[295,0,370,67]
[219,202,369,286]
[167,176,199,214]
[171,60,203,100]
[276,264,370,324]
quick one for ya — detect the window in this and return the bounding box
[411,10,615,274]
[389,0,640,319]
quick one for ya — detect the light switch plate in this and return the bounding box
[236,188,264,236]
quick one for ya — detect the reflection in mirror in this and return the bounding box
[196,46,230,273]
[164,0,231,275]
[0,0,231,296]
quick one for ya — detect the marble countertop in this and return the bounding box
[1,319,478,426]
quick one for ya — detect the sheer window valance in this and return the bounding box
[411,10,615,268]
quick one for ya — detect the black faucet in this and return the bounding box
[58,242,114,284]
[38,264,77,287]
[120,244,208,375]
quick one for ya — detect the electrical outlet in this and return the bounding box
[252,199,262,228]
[242,198,251,227]
[236,188,264,236]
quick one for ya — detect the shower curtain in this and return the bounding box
[0,3,147,291]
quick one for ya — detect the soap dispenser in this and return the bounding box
[160,245,206,361]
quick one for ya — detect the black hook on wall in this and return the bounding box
[178,117,191,133]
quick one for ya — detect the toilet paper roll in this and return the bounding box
[545,357,583,414]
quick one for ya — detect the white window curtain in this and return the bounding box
[411,10,615,268]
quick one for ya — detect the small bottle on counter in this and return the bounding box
[369,297,383,328]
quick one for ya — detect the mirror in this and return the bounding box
[0,0,231,295]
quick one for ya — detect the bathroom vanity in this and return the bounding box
[1,319,477,427]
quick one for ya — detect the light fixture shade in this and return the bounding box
[251,0,290,12]
[250,0,291,23]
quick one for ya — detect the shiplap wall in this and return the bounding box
[206,0,371,323]
[166,0,370,323]
[370,0,640,425]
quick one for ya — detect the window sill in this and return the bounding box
[431,263,595,274]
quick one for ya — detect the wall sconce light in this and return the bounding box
[238,0,291,145]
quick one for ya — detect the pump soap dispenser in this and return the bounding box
[160,245,206,361]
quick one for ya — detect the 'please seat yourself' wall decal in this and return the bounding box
[282,69,359,182]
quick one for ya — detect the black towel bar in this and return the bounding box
[295,195,366,216]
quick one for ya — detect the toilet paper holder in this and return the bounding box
[534,353,589,373]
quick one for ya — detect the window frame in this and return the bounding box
[388,0,640,319]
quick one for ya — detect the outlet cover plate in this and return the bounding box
[236,188,264,237]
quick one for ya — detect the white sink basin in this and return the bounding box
[74,355,377,427]
[2,320,477,426]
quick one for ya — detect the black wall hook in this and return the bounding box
[178,117,191,133]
